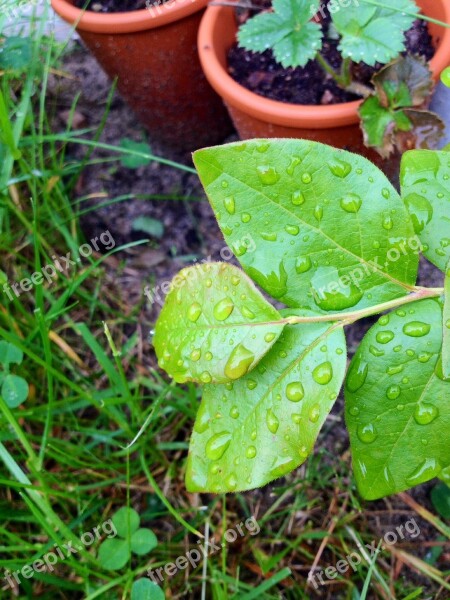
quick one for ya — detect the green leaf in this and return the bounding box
[346,298,450,500]
[193,140,418,314]
[132,216,164,239]
[131,579,165,600]
[444,262,450,381]
[112,507,140,538]
[442,67,450,88]
[237,0,323,68]
[1,374,28,408]
[0,37,33,71]
[119,138,152,169]
[400,150,450,272]
[332,0,417,66]
[431,482,450,519]
[130,528,158,555]
[0,341,23,367]
[97,538,130,570]
[153,262,284,384]
[186,313,346,493]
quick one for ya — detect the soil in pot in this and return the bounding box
[74,0,150,11]
[228,4,435,106]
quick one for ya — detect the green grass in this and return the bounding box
[0,4,448,599]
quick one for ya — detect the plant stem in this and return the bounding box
[316,52,344,86]
[359,0,450,29]
[285,287,443,326]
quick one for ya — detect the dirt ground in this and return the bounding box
[47,41,448,597]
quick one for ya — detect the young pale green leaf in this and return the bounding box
[131,579,165,600]
[153,263,284,384]
[1,374,28,408]
[186,313,346,493]
[443,262,450,380]
[130,528,158,555]
[332,0,417,66]
[0,341,23,367]
[237,0,323,68]
[112,507,140,538]
[400,150,450,272]
[97,538,130,570]
[346,299,450,500]
[194,140,418,315]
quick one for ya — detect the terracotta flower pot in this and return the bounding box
[51,0,233,152]
[198,0,450,177]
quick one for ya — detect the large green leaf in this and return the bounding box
[186,312,346,493]
[400,150,450,272]
[153,263,284,384]
[237,0,322,68]
[332,0,417,66]
[346,298,450,500]
[194,140,418,314]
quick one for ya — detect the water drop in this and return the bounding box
[247,379,257,390]
[382,215,393,230]
[205,431,231,460]
[214,297,234,321]
[285,224,300,236]
[314,205,323,222]
[296,256,312,274]
[386,385,401,400]
[376,330,394,344]
[257,165,280,185]
[261,232,277,242]
[346,358,368,392]
[194,404,210,433]
[357,423,377,444]
[224,344,255,380]
[224,196,235,215]
[340,193,362,213]
[349,406,360,416]
[188,302,202,322]
[406,458,441,486]
[286,381,305,402]
[190,349,201,362]
[309,404,320,423]
[287,156,301,175]
[292,190,305,206]
[382,188,391,199]
[200,371,212,383]
[246,445,257,459]
[266,408,279,434]
[414,402,439,425]
[230,406,239,419]
[302,172,312,184]
[241,213,251,223]
[404,194,433,233]
[328,157,352,178]
[387,365,404,375]
[264,332,276,343]
[241,306,255,320]
[312,361,333,385]
[403,321,430,337]
[226,473,237,490]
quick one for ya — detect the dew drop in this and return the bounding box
[346,358,368,392]
[404,194,433,233]
[314,205,323,222]
[205,431,231,460]
[376,330,394,344]
[214,297,234,321]
[386,385,401,400]
[285,224,300,236]
[328,157,352,178]
[241,306,255,320]
[357,423,377,444]
[340,193,362,213]
[312,361,333,385]
[286,381,305,402]
[264,332,276,343]
[224,196,235,215]
[257,165,280,185]
[190,349,201,362]
[309,404,320,423]
[188,302,202,322]
[406,458,441,486]
[247,379,257,390]
[387,365,404,375]
[292,190,306,206]
[261,232,278,242]
[414,402,439,425]
[224,344,255,380]
[403,321,431,337]
[230,406,240,419]
[296,256,312,274]
[266,408,279,434]
[226,473,237,490]
[302,172,312,184]
[349,406,360,416]
[382,188,391,199]
[382,215,393,230]
[287,156,301,175]
[200,371,212,383]
[246,445,257,459]
[241,213,251,223]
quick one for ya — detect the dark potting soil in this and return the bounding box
[74,0,152,12]
[229,7,435,105]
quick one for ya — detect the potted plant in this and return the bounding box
[51,0,232,152]
[197,0,450,176]
[152,138,450,500]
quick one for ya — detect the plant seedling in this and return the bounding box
[98,507,158,570]
[237,0,445,156]
[0,341,29,408]
[153,139,450,501]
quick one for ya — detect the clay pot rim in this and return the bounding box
[198,2,450,129]
[51,0,209,33]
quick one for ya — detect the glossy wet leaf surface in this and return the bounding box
[346,299,450,500]
[444,263,450,380]
[400,150,450,272]
[153,263,284,384]
[186,313,346,493]
[194,140,418,314]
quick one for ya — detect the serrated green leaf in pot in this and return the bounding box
[332,0,417,66]
[401,150,450,272]
[194,140,418,314]
[186,313,346,493]
[346,298,450,500]
[153,262,284,384]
